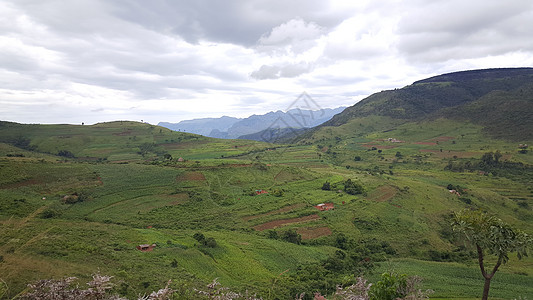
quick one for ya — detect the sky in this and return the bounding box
[1,0,533,125]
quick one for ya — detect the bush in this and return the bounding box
[281,229,301,245]
[344,179,364,195]
[271,189,284,197]
[193,232,205,243]
[57,150,75,158]
[40,208,60,219]
[203,237,217,248]
[321,181,331,191]
[193,232,217,248]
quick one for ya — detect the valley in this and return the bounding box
[1,69,532,299]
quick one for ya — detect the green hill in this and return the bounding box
[1,69,532,299]
[315,68,533,141]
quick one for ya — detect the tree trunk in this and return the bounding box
[482,277,491,300]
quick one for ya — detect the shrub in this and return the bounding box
[204,237,217,248]
[40,208,60,219]
[344,179,364,195]
[281,229,301,245]
[57,150,75,158]
[271,189,284,197]
[193,232,205,243]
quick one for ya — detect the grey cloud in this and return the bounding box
[396,0,533,62]
[108,0,343,46]
[251,62,312,80]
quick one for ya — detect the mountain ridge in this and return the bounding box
[158,107,346,139]
[309,67,533,141]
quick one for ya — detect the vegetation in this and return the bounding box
[1,69,532,299]
[452,209,533,300]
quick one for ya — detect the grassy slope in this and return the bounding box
[1,101,533,298]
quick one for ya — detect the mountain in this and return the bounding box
[158,116,240,137]
[308,68,533,142]
[158,107,346,139]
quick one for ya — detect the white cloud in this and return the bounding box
[0,0,532,125]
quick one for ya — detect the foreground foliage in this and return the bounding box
[13,273,432,300]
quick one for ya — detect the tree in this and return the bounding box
[193,232,205,243]
[281,229,301,244]
[493,150,502,164]
[344,179,364,195]
[480,152,494,166]
[452,209,532,300]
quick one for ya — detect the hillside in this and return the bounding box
[317,68,533,141]
[1,69,533,299]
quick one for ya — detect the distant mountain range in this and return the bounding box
[158,107,346,140]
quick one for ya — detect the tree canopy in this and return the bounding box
[452,209,532,300]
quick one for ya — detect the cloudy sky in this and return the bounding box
[1,0,533,125]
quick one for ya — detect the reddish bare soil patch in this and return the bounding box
[297,226,332,240]
[253,214,320,231]
[432,136,455,142]
[367,185,398,202]
[415,142,437,145]
[165,193,189,205]
[243,203,306,221]
[176,171,206,181]
[0,178,42,189]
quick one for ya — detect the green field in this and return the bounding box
[0,117,532,299]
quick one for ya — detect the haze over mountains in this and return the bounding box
[158,107,346,140]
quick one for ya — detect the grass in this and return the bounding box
[372,258,533,299]
[0,118,532,298]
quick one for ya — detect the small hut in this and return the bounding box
[314,203,334,211]
[136,244,156,252]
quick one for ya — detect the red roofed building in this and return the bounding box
[136,244,156,252]
[255,189,268,195]
[314,203,334,211]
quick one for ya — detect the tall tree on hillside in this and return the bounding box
[452,209,532,300]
